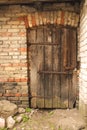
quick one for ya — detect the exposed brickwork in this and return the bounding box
[0,13,28,106]
[79,0,87,123]
[27,11,79,28]
[0,3,79,107]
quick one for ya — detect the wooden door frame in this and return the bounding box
[27,25,78,108]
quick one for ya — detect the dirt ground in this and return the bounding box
[12,109,87,130]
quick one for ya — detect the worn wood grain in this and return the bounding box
[0,0,80,5]
[44,28,52,108]
[60,28,68,108]
[28,25,77,109]
[52,28,61,108]
[68,29,77,108]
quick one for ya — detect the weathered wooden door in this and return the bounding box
[28,25,77,108]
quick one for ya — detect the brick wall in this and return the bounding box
[0,3,79,107]
[79,0,87,123]
[0,6,29,107]
[27,11,79,28]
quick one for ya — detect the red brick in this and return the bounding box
[0,32,12,37]
[24,16,29,28]
[61,11,64,25]
[20,78,28,82]
[18,47,27,52]
[22,94,28,97]
[19,63,27,67]
[0,93,3,97]
[0,78,8,82]
[4,93,15,97]
[28,14,32,27]
[14,78,21,82]
[15,93,21,97]
[31,13,36,27]
[54,11,57,24]
[46,12,50,24]
[35,12,39,26]
[18,32,26,37]
[13,63,27,67]
[39,12,43,25]
[8,78,14,82]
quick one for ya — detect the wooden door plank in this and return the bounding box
[36,28,44,43]
[44,45,52,108]
[44,27,52,108]
[70,29,77,69]
[68,29,77,108]
[36,45,45,108]
[29,28,45,108]
[30,45,45,108]
[61,28,77,108]
[29,29,36,43]
[60,28,69,108]
[35,28,45,108]
[52,28,61,108]
[29,29,37,108]
[30,45,38,108]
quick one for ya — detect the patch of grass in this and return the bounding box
[13,128,17,130]
[58,126,62,130]
[25,108,32,113]
[58,126,71,130]
[22,115,29,122]
[0,128,8,130]
[50,125,55,130]
[48,111,54,116]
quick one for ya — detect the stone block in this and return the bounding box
[7,21,20,25]
[6,116,15,129]
[2,25,11,29]
[0,37,8,41]
[8,29,19,33]
[0,17,10,21]
[22,101,29,105]
[0,29,7,32]
[0,117,5,129]
[20,97,29,101]
[0,100,18,118]
[0,88,5,93]
[8,97,19,101]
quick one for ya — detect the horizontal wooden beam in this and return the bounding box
[0,0,81,5]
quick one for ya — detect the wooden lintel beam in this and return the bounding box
[0,0,81,5]
[0,0,56,5]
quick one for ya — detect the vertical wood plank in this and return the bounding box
[52,27,61,108]
[70,29,77,69]
[44,46,52,108]
[61,28,77,108]
[29,28,37,108]
[30,45,37,108]
[68,29,77,108]
[36,28,45,108]
[29,29,36,43]
[36,45,45,108]
[44,27,52,108]
[29,28,45,108]
[60,28,69,108]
